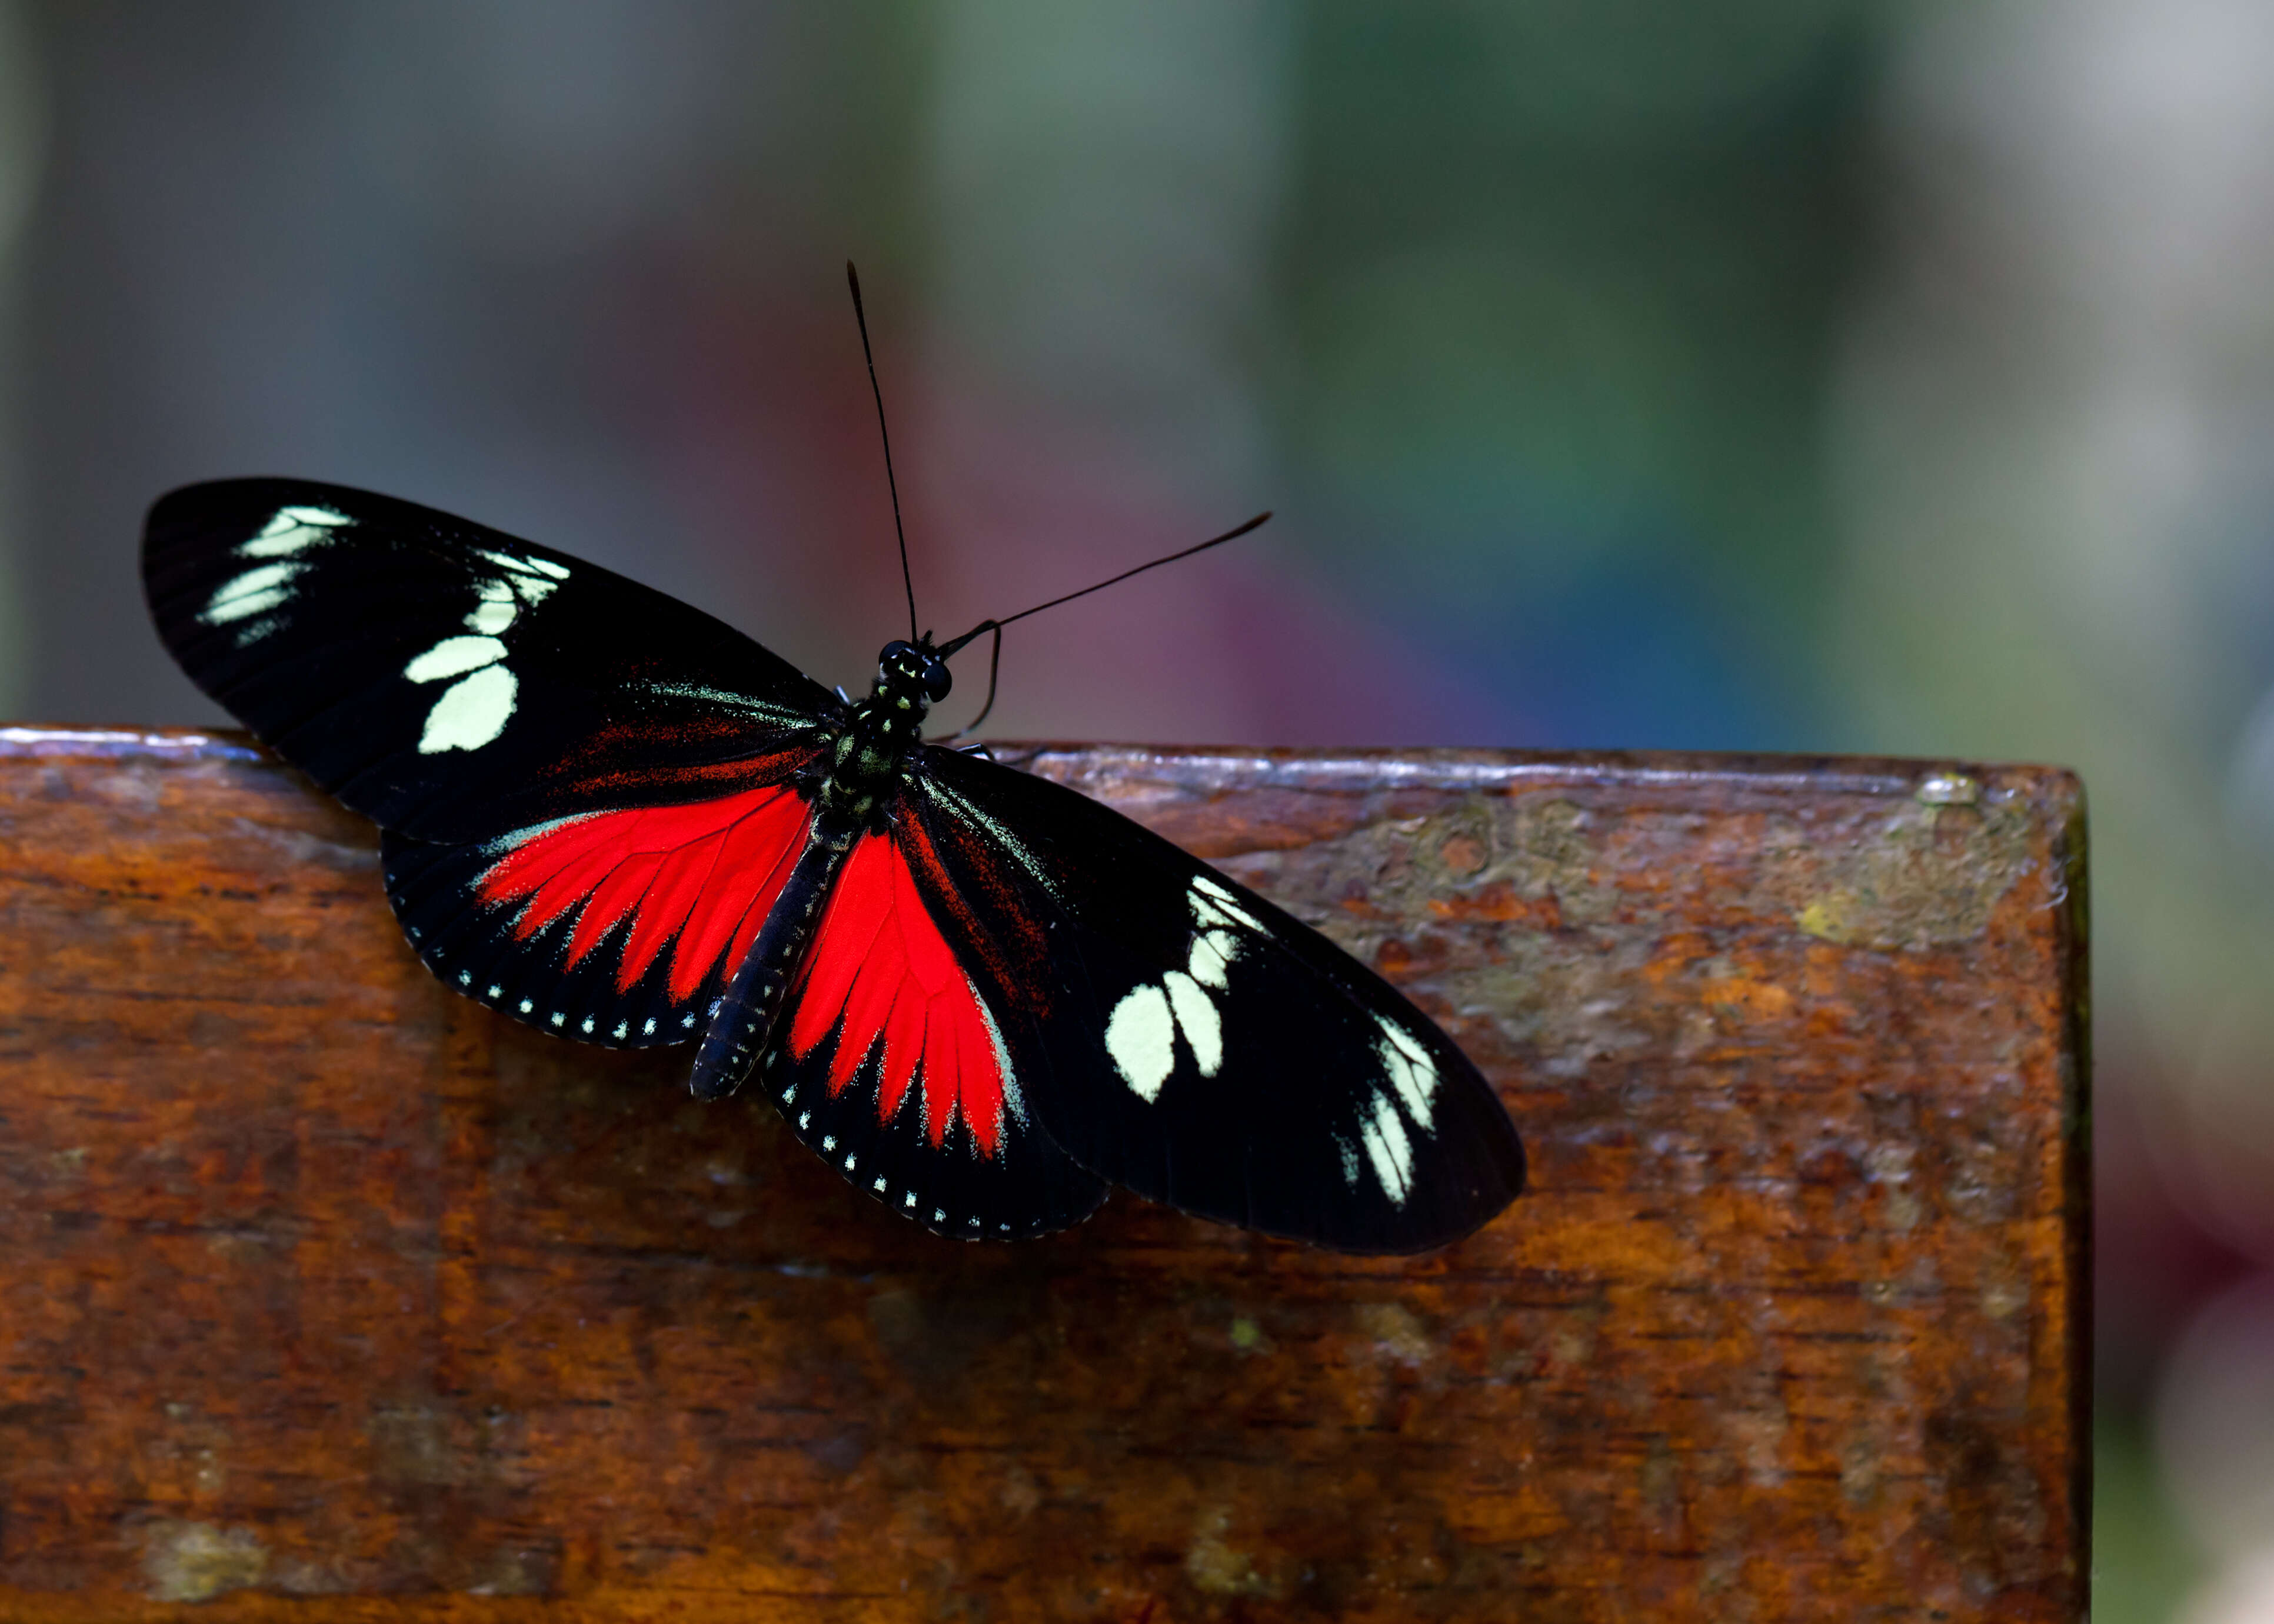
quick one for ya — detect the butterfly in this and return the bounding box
[142,476,1525,1252]
[140,274,1523,1253]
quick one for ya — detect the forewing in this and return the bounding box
[379,779,821,1048]
[144,478,840,842]
[903,748,1526,1253]
[759,828,1106,1240]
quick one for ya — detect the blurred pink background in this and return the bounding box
[2,6,2270,1617]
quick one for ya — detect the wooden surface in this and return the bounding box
[0,729,2089,1620]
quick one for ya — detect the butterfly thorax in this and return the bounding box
[691,638,953,1099]
[810,638,952,832]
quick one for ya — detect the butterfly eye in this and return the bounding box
[923,661,953,702]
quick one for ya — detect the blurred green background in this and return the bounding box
[4,4,2272,1616]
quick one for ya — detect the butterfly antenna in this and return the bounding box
[931,510,1270,739]
[848,261,918,643]
[938,511,1269,658]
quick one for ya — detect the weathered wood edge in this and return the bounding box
[0,724,2063,797]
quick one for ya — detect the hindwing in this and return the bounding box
[754,828,1106,1239]
[379,778,818,1047]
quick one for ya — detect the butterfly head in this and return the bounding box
[877,638,953,712]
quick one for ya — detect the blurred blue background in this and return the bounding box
[2,5,2271,1616]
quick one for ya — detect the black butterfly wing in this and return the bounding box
[143,478,840,843]
[744,826,1108,1239]
[901,748,1526,1254]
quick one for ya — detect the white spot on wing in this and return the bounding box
[417,665,517,753]
[201,562,305,624]
[207,582,293,618]
[206,588,290,622]
[274,503,345,528]
[235,528,324,560]
[1106,983,1176,1102]
[1191,875,1264,932]
[471,546,571,582]
[1162,970,1221,1077]
[466,581,517,635]
[1187,929,1237,989]
[404,635,506,683]
[238,505,349,557]
[1359,1091,1415,1205]
[1375,1014,1440,1129]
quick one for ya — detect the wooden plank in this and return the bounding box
[0,729,2088,1620]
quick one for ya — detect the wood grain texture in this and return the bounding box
[0,729,2087,1620]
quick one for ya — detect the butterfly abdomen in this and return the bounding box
[689,821,854,1100]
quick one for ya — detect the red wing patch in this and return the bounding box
[477,783,812,999]
[787,831,1017,1157]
